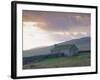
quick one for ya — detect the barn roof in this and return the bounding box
[52,44,76,51]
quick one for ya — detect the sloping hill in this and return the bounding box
[23,46,52,57]
[23,37,90,57]
[59,37,90,51]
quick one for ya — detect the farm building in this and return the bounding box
[51,44,79,56]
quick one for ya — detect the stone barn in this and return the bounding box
[51,44,79,56]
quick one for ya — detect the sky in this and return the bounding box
[23,10,91,50]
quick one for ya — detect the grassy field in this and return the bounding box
[23,52,90,69]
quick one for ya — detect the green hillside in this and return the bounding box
[23,52,90,69]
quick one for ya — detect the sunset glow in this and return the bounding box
[23,22,59,50]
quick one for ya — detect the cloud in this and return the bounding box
[23,10,90,32]
[23,10,91,50]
